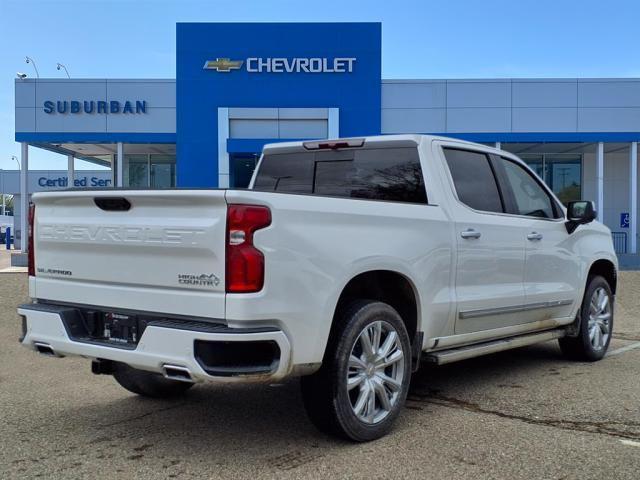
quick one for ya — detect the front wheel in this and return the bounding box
[559,275,613,361]
[301,300,412,442]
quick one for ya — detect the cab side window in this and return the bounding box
[497,157,560,219]
[443,148,504,213]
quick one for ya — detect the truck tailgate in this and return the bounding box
[32,190,228,319]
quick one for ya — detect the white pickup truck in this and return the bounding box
[19,135,617,441]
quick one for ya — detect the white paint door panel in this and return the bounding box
[438,145,528,335]
[454,215,526,334]
[522,219,580,319]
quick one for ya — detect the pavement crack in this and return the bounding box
[407,391,640,441]
[612,333,640,341]
[98,403,187,428]
[268,451,325,471]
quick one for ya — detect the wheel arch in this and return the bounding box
[325,270,421,359]
[588,258,617,295]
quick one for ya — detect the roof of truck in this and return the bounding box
[262,134,496,155]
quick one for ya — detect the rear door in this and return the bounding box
[440,147,527,335]
[492,156,579,320]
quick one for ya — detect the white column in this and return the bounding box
[596,142,604,222]
[116,142,124,187]
[328,108,340,139]
[630,142,638,254]
[67,154,75,188]
[1,169,4,216]
[495,141,501,150]
[20,142,28,253]
[217,107,230,188]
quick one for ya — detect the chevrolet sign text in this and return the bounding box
[204,57,356,73]
[246,57,356,73]
[39,224,206,246]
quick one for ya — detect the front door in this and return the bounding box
[493,155,579,321]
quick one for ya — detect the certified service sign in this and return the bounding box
[204,57,356,73]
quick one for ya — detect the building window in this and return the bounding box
[231,154,259,188]
[124,153,176,188]
[125,154,149,188]
[520,154,581,205]
[150,155,176,188]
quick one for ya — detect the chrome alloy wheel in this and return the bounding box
[346,320,405,424]
[588,287,612,351]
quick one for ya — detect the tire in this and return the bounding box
[559,275,614,361]
[112,363,194,398]
[301,300,412,442]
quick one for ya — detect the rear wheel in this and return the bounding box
[113,363,194,398]
[301,300,412,442]
[559,275,613,361]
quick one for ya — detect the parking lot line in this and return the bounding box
[607,341,640,357]
[620,439,640,448]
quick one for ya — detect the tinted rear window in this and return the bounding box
[253,147,428,204]
[443,148,504,213]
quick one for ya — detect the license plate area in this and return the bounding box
[101,312,139,345]
[56,308,147,348]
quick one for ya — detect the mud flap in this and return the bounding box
[411,332,424,372]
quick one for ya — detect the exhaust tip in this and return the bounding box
[34,342,56,356]
[162,364,193,383]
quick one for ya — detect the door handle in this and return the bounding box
[527,232,543,241]
[461,229,481,239]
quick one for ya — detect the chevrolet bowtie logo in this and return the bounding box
[203,58,244,72]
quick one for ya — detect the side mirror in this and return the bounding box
[565,200,597,234]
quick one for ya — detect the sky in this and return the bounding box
[1,0,639,171]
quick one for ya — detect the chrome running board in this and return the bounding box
[425,329,566,365]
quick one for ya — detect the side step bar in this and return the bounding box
[425,329,566,365]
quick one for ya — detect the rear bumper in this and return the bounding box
[18,303,292,383]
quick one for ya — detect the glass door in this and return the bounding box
[150,155,176,188]
[520,154,581,205]
[545,155,581,205]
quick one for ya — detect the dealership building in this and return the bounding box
[12,22,640,257]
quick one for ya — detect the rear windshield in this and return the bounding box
[253,147,428,204]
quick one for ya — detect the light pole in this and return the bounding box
[25,56,39,78]
[1,168,4,216]
[56,63,70,78]
[11,155,20,169]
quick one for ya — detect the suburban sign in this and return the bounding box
[43,100,147,115]
[203,57,356,73]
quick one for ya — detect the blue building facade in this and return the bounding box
[176,22,381,187]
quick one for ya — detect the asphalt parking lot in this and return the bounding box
[1,271,640,479]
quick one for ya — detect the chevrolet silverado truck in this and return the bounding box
[18,135,617,441]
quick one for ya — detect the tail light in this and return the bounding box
[226,204,271,293]
[28,204,35,277]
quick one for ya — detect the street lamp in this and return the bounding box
[1,168,4,216]
[56,63,70,78]
[25,56,39,78]
[11,155,20,169]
